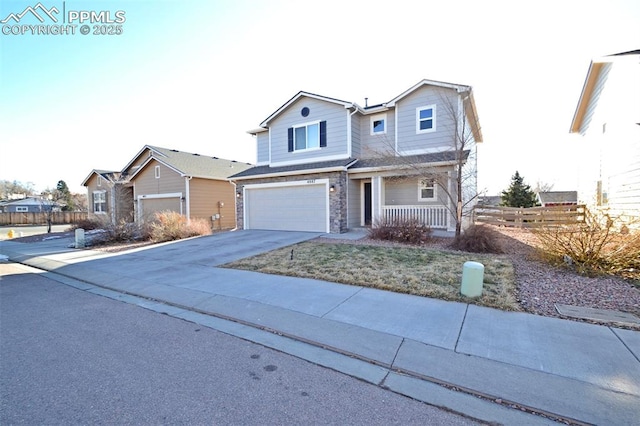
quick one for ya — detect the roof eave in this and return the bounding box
[570,61,605,134]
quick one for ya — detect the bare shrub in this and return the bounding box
[450,224,504,253]
[148,211,212,242]
[533,209,640,280]
[368,217,432,245]
[70,217,108,231]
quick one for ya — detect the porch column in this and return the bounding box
[371,176,383,225]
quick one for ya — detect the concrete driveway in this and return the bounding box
[124,229,323,266]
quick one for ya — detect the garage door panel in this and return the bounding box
[246,185,327,232]
[141,198,181,221]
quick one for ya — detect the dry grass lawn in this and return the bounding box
[222,241,520,311]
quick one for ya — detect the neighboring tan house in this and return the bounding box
[231,79,482,233]
[537,191,578,207]
[570,50,640,224]
[121,145,252,229]
[83,146,252,229]
[81,170,133,224]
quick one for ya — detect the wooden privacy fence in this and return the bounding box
[0,211,88,226]
[473,205,586,228]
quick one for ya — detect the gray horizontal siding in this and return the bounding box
[396,87,459,154]
[359,111,395,158]
[269,97,349,164]
[256,133,269,163]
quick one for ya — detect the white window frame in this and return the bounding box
[93,190,107,214]
[370,113,387,135]
[16,206,28,212]
[155,165,160,179]
[97,175,102,187]
[418,178,436,201]
[293,121,321,152]
[416,104,436,134]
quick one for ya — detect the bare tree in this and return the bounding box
[369,89,482,237]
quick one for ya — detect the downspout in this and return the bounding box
[348,103,359,158]
[231,180,239,231]
[185,176,192,223]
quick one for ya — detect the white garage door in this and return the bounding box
[245,183,328,232]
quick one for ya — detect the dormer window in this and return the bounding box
[370,113,386,135]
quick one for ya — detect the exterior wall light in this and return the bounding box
[329,185,335,192]
[236,191,241,198]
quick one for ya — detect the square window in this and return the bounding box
[370,113,387,135]
[418,179,436,200]
[416,105,436,134]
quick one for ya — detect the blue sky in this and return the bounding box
[1,0,639,194]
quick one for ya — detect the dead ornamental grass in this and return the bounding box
[222,242,519,311]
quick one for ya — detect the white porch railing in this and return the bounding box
[382,205,449,229]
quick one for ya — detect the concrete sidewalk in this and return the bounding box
[1,231,639,425]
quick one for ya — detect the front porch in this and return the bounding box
[348,175,455,232]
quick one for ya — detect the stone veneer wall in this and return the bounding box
[235,171,348,233]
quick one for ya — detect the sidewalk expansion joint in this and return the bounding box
[454,304,469,352]
[23,262,598,426]
[320,286,365,318]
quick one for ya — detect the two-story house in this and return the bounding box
[570,50,640,225]
[231,79,483,234]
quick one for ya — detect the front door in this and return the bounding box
[364,182,372,226]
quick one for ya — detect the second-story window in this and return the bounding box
[155,165,160,179]
[288,121,327,152]
[296,122,319,150]
[416,105,436,134]
[370,113,386,135]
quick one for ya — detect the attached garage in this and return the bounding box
[244,181,329,232]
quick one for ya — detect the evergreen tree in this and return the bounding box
[55,180,75,211]
[501,171,538,207]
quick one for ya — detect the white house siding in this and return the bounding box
[396,87,459,155]
[269,97,349,165]
[256,132,269,164]
[359,110,396,158]
[576,63,612,135]
[576,57,640,221]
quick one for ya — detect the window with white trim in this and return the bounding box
[418,179,436,200]
[288,121,327,152]
[370,113,386,135]
[155,165,160,179]
[97,175,102,187]
[93,191,106,213]
[416,105,436,133]
[16,206,28,212]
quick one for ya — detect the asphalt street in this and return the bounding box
[0,262,481,425]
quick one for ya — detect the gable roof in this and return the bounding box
[251,79,482,142]
[128,145,252,181]
[259,91,354,128]
[81,169,122,187]
[570,50,640,134]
